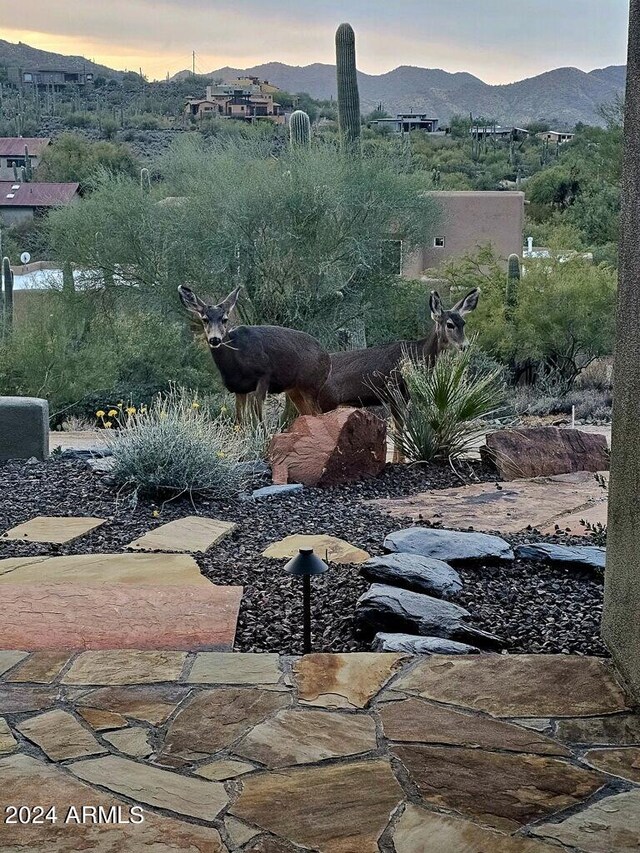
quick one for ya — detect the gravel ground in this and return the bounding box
[0,458,607,656]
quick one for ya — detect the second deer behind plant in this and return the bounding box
[178,285,331,422]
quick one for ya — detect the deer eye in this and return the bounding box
[446,321,455,330]
[222,315,228,323]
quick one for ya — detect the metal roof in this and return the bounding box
[0,138,51,157]
[0,181,79,207]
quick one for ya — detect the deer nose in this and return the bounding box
[208,335,222,347]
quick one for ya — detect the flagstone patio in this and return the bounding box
[0,649,638,852]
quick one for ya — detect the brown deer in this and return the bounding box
[318,288,480,459]
[178,285,331,422]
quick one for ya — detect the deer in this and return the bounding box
[318,288,480,460]
[178,284,332,422]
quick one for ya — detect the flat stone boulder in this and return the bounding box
[384,527,514,564]
[361,553,462,597]
[373,633,480,654]
[481,426,609,480]
[356,584,502,648]
[269,407,386,487]
[515,542,605,571]
[251,484,303,499]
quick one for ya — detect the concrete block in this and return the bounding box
[0,397,49,461]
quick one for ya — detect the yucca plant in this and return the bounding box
[383,346,505,462]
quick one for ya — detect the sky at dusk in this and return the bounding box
[0,0,630,84]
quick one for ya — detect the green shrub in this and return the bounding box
[382,346,505,462]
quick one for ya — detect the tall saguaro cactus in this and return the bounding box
[24,144,33,181]
[505,253,521,318]
[289,110,311,148]
[335,23,361,150]
[140,167,151,194]
[2,256,14,333]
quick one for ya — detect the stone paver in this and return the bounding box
[379,697,569,755]
[225,816,260,847]
[0,650,27,676]
[583,747,640,782]
[0,584,242,650]
[231,759,404,853]
[0,685,58,712]
[1,515,105,544]
[0,718,16,754]
[5,651,72,682]
[0,753,226,851]
[541,500,609,536]
[163,688,291,762]
[70,755,229,821]
[262,534,370,564]
[0,552,210,585]
[556,713,640,745]
[393,803,562,853]
[370,471,607,534]
[63,651,187,685]
[188,652,281,684]
[77,707,128,731]
[532,789,640,853]
[75,685,189,724]
[102,726,153,758]
[393,744,605,832]
[127,515,236,553]
[234,708,377,768]
[390,655,628,717]
[17,709,107,761]
[195,758,255,780]
[294,652,405,709]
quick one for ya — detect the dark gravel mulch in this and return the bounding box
[0,458,607,656]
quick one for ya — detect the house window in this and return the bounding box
[6,158,26,168]
[433,236,446,248]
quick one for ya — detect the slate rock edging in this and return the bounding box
[361,553,462,598]
[515,543,606,572]
[384,527,514,565]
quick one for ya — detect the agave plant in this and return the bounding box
[383,346,505,463]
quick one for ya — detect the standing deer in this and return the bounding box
[178,285,331,422]
[318,288,480,458]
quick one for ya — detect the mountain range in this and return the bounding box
[0,39,625,127]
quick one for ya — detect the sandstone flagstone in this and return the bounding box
[195,759,255,780]
[5,651,71,682]
[231,759,404,853]
[542,500,609,536]
[556,713,640,745]
[293,653,406,709]
[583,747,640,782]
[379,697,569,756]
[188,652,281,684]
[0,685,58,712]
[0,718,16,754]
[225,817,260,847]
[393,803,563,853]
[102,726,153,758]
[390,655,628,717]
[262,534,370,564]
[0,753,226,851]
[234,708,377,768]
[163,687,291,761]
[127,515,236,552]
[70,755,229,821]
[0,552,210,585]
[532,789,640,853]
[393,744,605,832]
[1,515,105,544]
[17,709,107,761]
[0,650,27,676]
[63,651,186,685]
[75,685,189,724]
[77,707,128,731]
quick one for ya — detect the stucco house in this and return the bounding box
[0,138,51,181]
[0,181,80,225]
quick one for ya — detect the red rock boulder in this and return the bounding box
[269,408,387,487]
[480,426,609,481]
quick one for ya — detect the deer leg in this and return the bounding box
[286,389,308,416]
[235,394,249,425]
[252,377,269,422]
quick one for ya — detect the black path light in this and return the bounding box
[284,548,328,654]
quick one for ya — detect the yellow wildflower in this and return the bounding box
[152,509,160,518]
[104,421,113,429]
[216,451,226,458]
[126,406,137,415]
[220,405,228,414]
[108,409,118,418]
[117,402,123,409]
[96,410,105,418]
[191,401,201,409]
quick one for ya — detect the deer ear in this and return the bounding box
[223,285,242,315]
[453,288,480,316]
[178,285,205,315]
[430,290,443,321]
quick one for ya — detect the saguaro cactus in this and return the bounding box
[289,110,311,148]
[140,167,151,193]
[24,144,33,181]
[2,256,14,332]
[505,253,521,318]
[335,23,361,150]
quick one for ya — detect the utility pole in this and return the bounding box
[192,51,196,77]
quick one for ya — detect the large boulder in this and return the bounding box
[516,543,606,572]
[384,527,514,565]
[0,397,49,462]
[356,584,503,648]
[481,427,609,480]
[373,633,480,654]
[361,553,462,598]
[269,408,386,488]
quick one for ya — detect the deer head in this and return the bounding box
[429,288,480,352]
[178,285,241,348]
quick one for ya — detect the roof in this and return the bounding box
[0,138,51,157]
[0,182,80,207]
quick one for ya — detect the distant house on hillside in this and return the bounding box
[0,138,50,181]
[538,129,575,144]
[369,114,444,134]
[470,125,530,142]
[7,68,93,89]
[0,181,80,225]
[185,77,285,123]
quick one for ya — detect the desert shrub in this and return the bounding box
[36,134,141,190]
[514,387,612,421]
[104,386,256,497]
[382,346,505,462]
